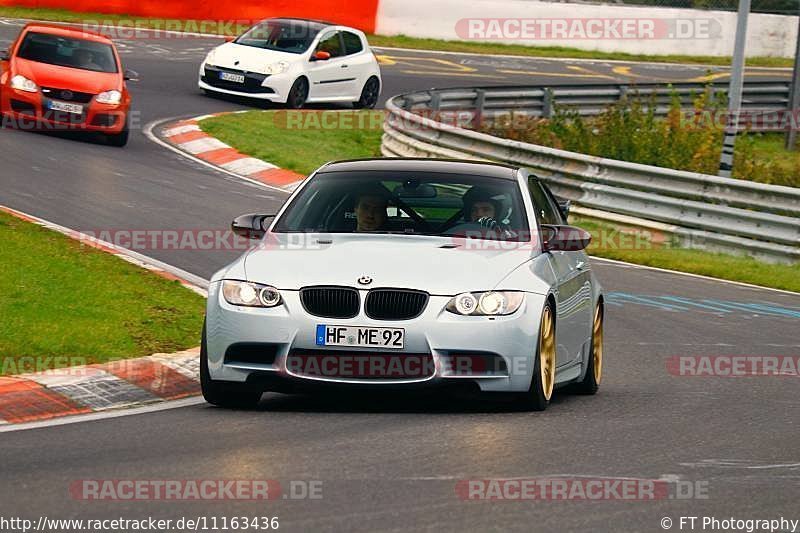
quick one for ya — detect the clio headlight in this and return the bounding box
[222,280,282,307]
[264,61,289,75]
[204,48,218,66]
[446,291,524,316]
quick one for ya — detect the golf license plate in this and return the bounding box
[48,100,83,114]
[219,71,245,83]
[316,325,405,349]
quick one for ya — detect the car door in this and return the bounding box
[528,178,592,368]
[306,30,356,101]
[340,31,371,98]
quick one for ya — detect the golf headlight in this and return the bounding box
[96,90,122,104]
[10,75,37,92]
[222,280,282,307]
[264,61,289,75]
[447,291,524,316]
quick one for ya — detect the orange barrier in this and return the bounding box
[0,0,380,33]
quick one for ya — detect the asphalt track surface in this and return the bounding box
[1,20,799,532]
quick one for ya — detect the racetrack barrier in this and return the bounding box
[381,82,800,263]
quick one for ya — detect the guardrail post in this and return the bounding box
[618,85,629,104]
[474,89,486,129]
[430,91,442,111]
[543,89,554,118]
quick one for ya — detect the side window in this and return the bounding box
[342,32,363,55]
[315,31,344,58]
[527,179,562,225]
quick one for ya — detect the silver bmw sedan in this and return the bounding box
[202,158,604,411]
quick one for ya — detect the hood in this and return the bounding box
[208,42,300,74]
[242,234,536,295]
[14,58,121,93]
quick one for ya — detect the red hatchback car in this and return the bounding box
[0,23,135,146]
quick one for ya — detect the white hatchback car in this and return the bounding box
[199,18,382,109]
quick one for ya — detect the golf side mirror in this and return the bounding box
[231,213,276,239]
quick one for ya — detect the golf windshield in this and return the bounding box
[17,32,118,73]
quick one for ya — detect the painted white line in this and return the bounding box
[221,157,276,175]
[26,367,111,388]
[193,113,223,121]
[0,396,207,433]
[284,180,305,192]
[143,116,292,195]
[163,124,201,137]
[590,256,800,296]
[180,136,228,155]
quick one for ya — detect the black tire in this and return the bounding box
[200,321,262,408]
[352,76,380,109]
[514,303,556,411]
[107,123,129,147]
[286,77,309,109]
[572,304,603,395]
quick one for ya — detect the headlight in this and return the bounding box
[446,291,524,316]
[10,74,37,92]
[204,48,218,66]
[222,280,282,307]
[264,61,289,75]
[96,90,122,105]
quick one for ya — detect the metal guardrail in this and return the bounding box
[401,81,791,122]
[381,82,800,263]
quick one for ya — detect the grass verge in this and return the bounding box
[0,6,792,68]
[0,210,205,376]
[573,216,800,293]
[198,110,798,292]
[199,110,385,175]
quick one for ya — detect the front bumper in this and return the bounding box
[0,87,127,133]
[198,63,294,102]
[205,283,547,392]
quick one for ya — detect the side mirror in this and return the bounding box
[541,224,591,252]
[231,213,276,239]
[311,50,331,61]
[224,35,236,43]
[557,199,571,219]
[0,50,9,61]
[124,69,139,81]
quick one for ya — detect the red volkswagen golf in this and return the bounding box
[0,23,135,146]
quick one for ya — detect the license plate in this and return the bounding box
[48,100,82,114]
[219,71,245,83]
[316,325,405,349]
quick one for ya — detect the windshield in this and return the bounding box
[234,20,321,54]
[17,31,118,73]
[273,171,530,241]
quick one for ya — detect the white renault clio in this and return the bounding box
[199,18,382,109]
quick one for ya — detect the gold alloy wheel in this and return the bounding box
[539,306,556,400]
[592,305,604,385]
